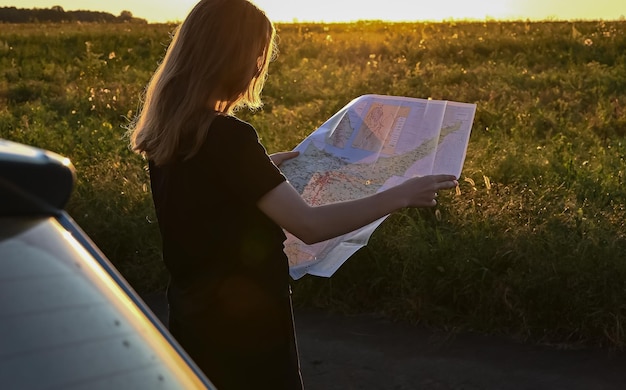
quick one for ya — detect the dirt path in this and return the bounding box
[142,293,626,389]
[296,308,626,390]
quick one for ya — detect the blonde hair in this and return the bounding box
[128,0,276,165]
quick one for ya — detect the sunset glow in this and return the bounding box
[1,0,624,23]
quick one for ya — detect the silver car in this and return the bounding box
[0,139,216,389]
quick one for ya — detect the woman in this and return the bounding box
[129,0,457,388]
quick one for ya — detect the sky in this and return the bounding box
[2,0,624,23]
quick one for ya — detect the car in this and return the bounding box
[0,139,216,389]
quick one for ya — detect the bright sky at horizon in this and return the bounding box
[2,0,624,23]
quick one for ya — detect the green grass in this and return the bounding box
[1,20,625,349]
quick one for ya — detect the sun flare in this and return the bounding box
[256,0,516,22]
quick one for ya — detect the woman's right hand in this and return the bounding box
[396,174,458,208]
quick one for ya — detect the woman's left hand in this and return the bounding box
[270,151,300,166]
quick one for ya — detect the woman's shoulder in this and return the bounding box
[207,114,258,142]
[202,114,260,151]
[212,114,254,131]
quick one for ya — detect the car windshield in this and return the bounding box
[0,216,208,389]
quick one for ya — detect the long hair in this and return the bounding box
[128,0,276,165]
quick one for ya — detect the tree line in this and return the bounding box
[0,6,147,23]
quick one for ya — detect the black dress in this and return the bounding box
[149,115,303,389]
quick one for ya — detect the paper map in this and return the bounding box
[279,94,476,279]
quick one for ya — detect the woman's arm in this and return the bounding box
[257,174,458,245]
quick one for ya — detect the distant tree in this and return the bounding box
[0,7,23,23]
[118,10,133,22]
[117,10,147,24]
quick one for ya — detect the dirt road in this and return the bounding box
[142,293,626,390]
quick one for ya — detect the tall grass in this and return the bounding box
[1,20,625,348]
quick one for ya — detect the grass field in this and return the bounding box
[1,20,625,348]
